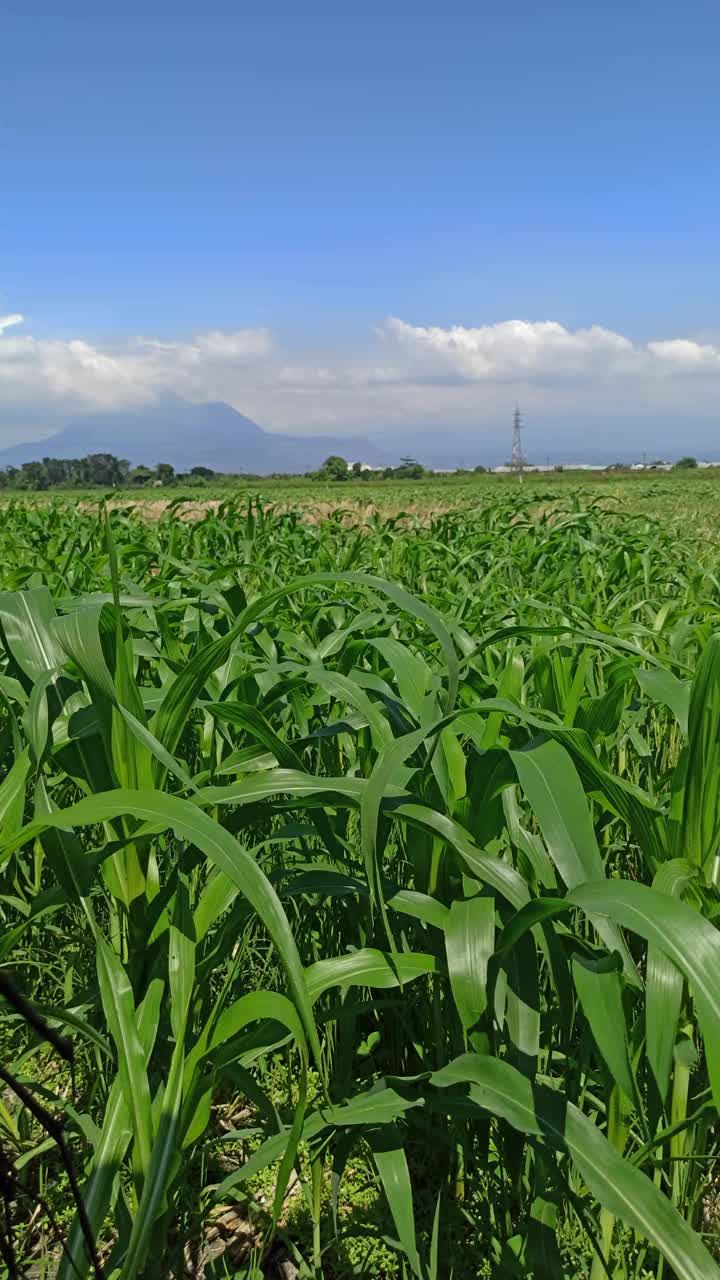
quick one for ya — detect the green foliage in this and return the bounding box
[317,454,350,480]
[0,453,179,490]
[1,487,720,1278]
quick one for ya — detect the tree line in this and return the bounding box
[0,456,216,490]
[0,453,485,490]
[0,451,706,489]
[313,455,488,480]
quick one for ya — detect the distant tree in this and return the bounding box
[318,455,349,481]
[42,456,71,486]
[155,462,175,485]
[351,461,363,476]
[394,457,424,479]
[190,465,215,479]
[130,466,155,486]
[85,453,128,486]
[473,464,487,473]
[17,461,49,490]
[554,464,565,473]
[65,458,87,486]
[675,456,698,469]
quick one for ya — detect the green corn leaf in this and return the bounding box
[361,725,430,932]
[1,789,321,1065]
[510,737,639,982]
[305,948,439,1003]
[0,586,66,679]
[569,880,720,1109]
[571,951,637,1104]
[396,802,530,909]
[168,874,196,1042]
[205,699,305,769]
[388,889,450,930]
[59,979,164,1280]
[370,1130,421,1278]
[636,666,690,735]
[681,634,720,869]
[646,859,697,1104]
[432,1054,720,1280]
[120,1036,186,1280]
[212,1085,422,1201]
[94,934,154,1186]
[444,895,494,1044]
[52,603,117,701]
[0,747,30,842]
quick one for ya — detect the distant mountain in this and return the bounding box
[0,400,392,474]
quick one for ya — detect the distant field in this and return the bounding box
[6,466,720,531]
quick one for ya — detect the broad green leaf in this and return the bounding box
[0,747,30,842]
[569,880,720,1109]
[645,860,697,1103]
[0,586,65,678]
[636,666,690,735]
[305,948,439,1003]
[168,875,195,1041]
[681,634,720,869]
[432,1054,719,1280]
[121,1036,186,1280]
[444,895,494,1043]
[361,725,429,931]
[511,737,639,982]
[212,1086,422,1201]
[1,789,321,1066]
[571,952,636,1104]
[94,935,154,1186]
[58,980,165,1280]
[370,1131,421,1277]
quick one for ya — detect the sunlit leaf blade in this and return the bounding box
[444,894,494,1044]
[569,880,720,1108]
[1,789,321,1064]
[432,1054,720,1280]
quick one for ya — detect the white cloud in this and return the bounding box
[0,321,274,411]
[2,311,720,449]
[380,317,720,383]
[646,338,720,370]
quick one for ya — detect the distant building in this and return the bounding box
[492,463,608,474]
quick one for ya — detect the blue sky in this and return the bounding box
[3,0,720,461]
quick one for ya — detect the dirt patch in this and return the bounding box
[78,496,468,525]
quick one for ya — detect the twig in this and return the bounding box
[0,1066,103,1280]
[0,1144,20,1280]
[0,974,74,1065]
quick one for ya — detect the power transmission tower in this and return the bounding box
[511,405,526,482]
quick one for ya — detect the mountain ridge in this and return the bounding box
[0,401,392,474]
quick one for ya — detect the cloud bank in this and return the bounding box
[381,317,720,381]
[0,316,272,412]
[2,311,720,451]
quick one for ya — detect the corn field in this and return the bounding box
[2,491,720,1279]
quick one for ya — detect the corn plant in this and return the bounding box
[1,491,720,1278]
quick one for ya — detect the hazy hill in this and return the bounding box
[0,401,391,474]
